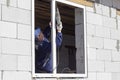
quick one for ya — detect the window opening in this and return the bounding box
[32,0,87,77]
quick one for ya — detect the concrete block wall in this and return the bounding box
[0,0,32,80]
[0,0,120,80]
[86,2,120,80]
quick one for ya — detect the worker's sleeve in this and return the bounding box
[43,26,51,39]
[43,26,62,47]
[56,32,62,47]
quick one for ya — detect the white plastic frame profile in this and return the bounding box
[32,0,87,78]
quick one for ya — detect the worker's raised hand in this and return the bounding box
[49,21,62,33]
[57,22,62,33]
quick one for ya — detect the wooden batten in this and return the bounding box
[68,0,94,7]
[117,10,120,16]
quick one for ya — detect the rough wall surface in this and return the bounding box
[0,0,120,80]
[0,0,32,80]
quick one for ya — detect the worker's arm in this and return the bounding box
[56,29,62,47]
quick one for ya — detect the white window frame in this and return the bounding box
[32,0,87,78]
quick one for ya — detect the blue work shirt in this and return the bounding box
[35,26,62,73]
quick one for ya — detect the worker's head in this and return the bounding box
[35,27,44,42]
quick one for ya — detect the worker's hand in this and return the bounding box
[49,21,62,33]
[57,22,62,33]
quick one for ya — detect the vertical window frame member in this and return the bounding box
[32,0,87,77]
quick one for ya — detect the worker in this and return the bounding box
[35,8,63,73]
